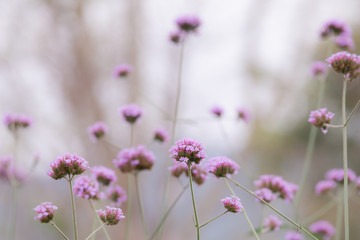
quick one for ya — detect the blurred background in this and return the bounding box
[2,0,360,239]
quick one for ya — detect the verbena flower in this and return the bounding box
[73,175,99,200]
[88,122,108,142]
[169,138,206,165]
[169,31,183,44]
[119,104,143,124]
[211,106,223,117]
[206,156,240,178]
[185,164,208,185]
[47,153,89,180]
[113,63,133,78]
[255,188,276,203]
[0,156,23,182]
[107,185,127,207]
[326,51,360,80]
[175,15,201,33]
[3,113,32,132]
[154,127,169,143]
[315,180,336,195]
[285,231,303,240]
[320,19,351,39]
[113,145,155,173]
[335,35,355,50]
[310,61,327,77]
[97,206,125,225]
[33,202,58,223]
[91,166,117,186]
[264,215,282,231]
[221,196,243,213]
[237,107,250,123]
[308,108,334,134]
[325,168,356,184]
[309,220,335,240]
[254,175,298,202]
[168,161,188,177]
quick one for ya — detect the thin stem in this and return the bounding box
[223,179,259,240]
[188,165,200,240]
[124,174,133,240]
[68,177,78,240]
[149,183,189,240]
[89,200,111,240]
[226,177,319,240]
[130,124,134,147]
[344,98,360,127]
[8,134,19,240]
[135,173,148,238]
[335,189,344,240]
[85,223,106,240]
[303,199,337,225]
[50,221,70,240]
[198,211,228,229]
[342,79,349,240]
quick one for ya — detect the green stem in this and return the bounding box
[135,173,148,238]
[85,223,106,240]
[188,165,200,240]
[124,174,133,240]
[8,134,19,240]
[50,221,70,240]
[303,199,337,225]
[198,211,228,229]
[223,179,259,240]
[226,177,319,240]
[335,189,344,240]
[68,177,78,240]
[130,124,134,147]
[342,79,349,240]
[344,98,360,127]
[149,184,189,240]
[89,200,111,240]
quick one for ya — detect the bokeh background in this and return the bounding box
[2,0,360,239]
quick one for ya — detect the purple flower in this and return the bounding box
[119,104,143,124]
[211,106,224,117]
[88,122,108,142]
[335,35,355,50]
[91,166,117,186]
[255,188,276,203]
[186,164,208,185]
[73,175,99,200]
[3,113,32,132]
[221,196,243,213]
[169,138,206,165]
[0,156,12,180]
[33,202,58,223]
[113,145,155,173]
[264,215,282,231]
[154,127,169,143]
[309,220,335,240]
[107,185,127,207]
[168,161,188,178]
[310,61,327,77]
[47,153,89,180]
[237,107,250,123]
[320,19,351,39]
[326,51,360,80]
[206,156,240,178]
[308,108,334,134]
[175,15,201,33]
[315,180,336,195]
[285,231,303,240]
[325,168,356,184]
[113,63,133,78]
[97,206,125,225]
[169,31,183,44]
[254,175,298,202]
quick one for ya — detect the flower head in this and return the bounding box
[308,108,335,134]
[119,104,143,124]
[310,61,327,77]
[254,175,298,202]
[4,113,32,132]
[97,206,125,225]
[221,196,243,213]
[211,106,223,118]
[47,153,89,180]
[0,156,23,182]
[326,51,360,80]
[315,180,336,195]
[206,156,240,178]
[335,36,355,50]
[320,19,351,39]
[186,164,208,185]
[107,185,127,206]
[237,107,250,123]
[325,168,356,184]
[264,215,282,231]
[33,202,58,223]
[113,63,133,78]
[88,122,108,142]
[285,231,303,240]
[169,138,206,165]
[309,220,335,240]
[255,188,277,203]
[154,127,169,143]
[168,161,188,178]
[91,166,117,186]
[169,31,183,44]
[113,145,155,173]
[175,15,201,33]
[73,175,99,200]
